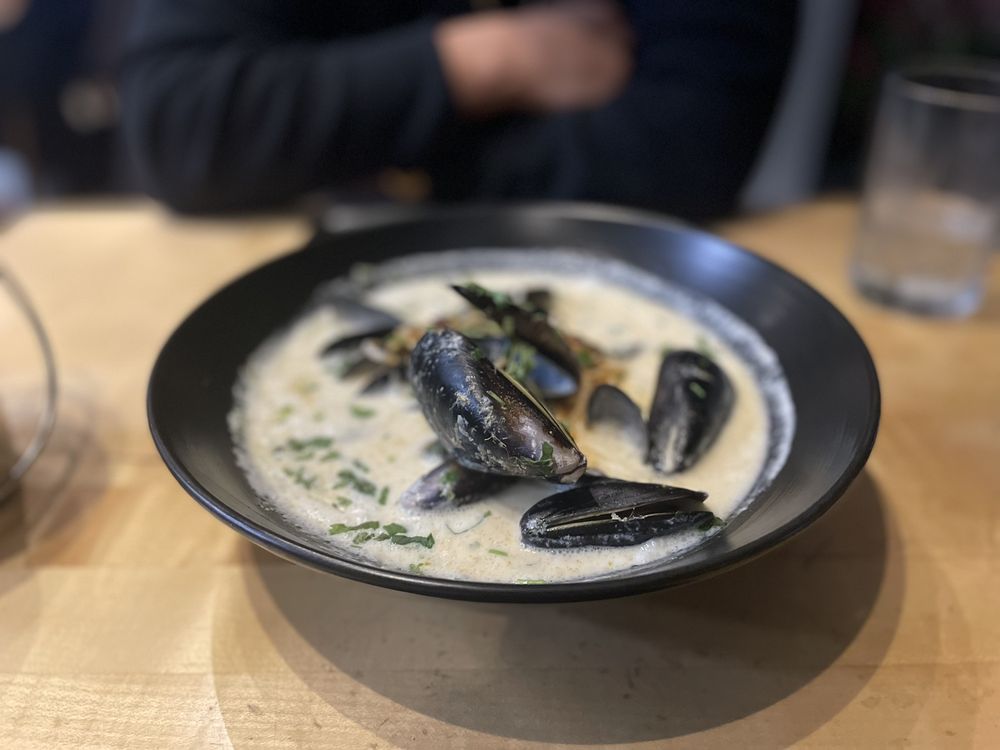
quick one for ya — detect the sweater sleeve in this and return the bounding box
[121,0,454,212]
[427,0,798,220]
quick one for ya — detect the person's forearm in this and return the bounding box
[122,20,453,213]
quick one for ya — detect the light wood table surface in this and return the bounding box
[0,198,997,749]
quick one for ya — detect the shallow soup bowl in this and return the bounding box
[148,204,880,603]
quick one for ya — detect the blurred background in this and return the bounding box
[0,0,998,219]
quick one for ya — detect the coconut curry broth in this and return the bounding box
[230,270,773,583]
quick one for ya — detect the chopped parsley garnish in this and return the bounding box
[287,436,334,452]
[275,405,294,422]
[352,531,376,544]
[352,458,370,472]
[389,533,435,549]
[350,404,376,419]
[377,486,389,506]
[329,520,379,535]
[320,450,341,462]
[441,469,459,486]
[689,382,708,399]
[283,466,316,489]
[380,523,407,537]
[335,469,377,495]
[487,549,509,557]
[576,349,596,368]
[335,496,353,509]
[504,341,537,382]
[408,562,430,574]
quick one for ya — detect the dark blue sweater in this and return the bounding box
[121,0,796,218]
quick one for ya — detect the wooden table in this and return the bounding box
[0,198,997,749]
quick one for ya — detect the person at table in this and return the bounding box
[121,0,796,220]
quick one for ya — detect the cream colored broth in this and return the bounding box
[231,267,777,583]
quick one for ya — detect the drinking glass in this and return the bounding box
[851,60,1000,317]
[0,263,57,500]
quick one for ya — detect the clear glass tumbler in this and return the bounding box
[851,60,1000,317]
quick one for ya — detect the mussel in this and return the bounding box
[648,351,734,473]
[409,329,587,482]
[586,350,733,474]
[452,283,580,395]
[520,478,717,548]
[400,459,514,510]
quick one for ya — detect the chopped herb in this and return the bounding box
[335,469,377,495]
[535,441,554,470]
[335,495,353,508]
[485,390,506,406]
[504,341,537,382]
[352,531,376,544]
[275,405,294,422]
[446,510,491,535]
[386,454,397,464]
[695,336,715,359]
[381,522,407,537]
[488,548,509,557]
[389,533,435,549]
[408,562,430,574]
[287,436,334,452]
[515,578,546,585]
[352,458,370,472]
[350,404,376,419]
[377,486,389,506]
[320,450,342,462]
[576,349,596,368]
[329,520,379,535]
[689,382,708,399]
[441,468,459,486]
[293,380,319,396]
[283,466,316,489]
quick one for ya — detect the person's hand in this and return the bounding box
[434,0,634,118]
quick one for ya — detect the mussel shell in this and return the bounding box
[474,336,577,400]
[520,479,714,548]
[586,384,646,451]
[320,325,397,357]
[408,329,587,482]
[452,283,580,384]
[400,460,515,510]
[648,350,734,473]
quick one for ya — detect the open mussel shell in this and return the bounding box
[400,460,515,510]
[648,350,734,474]
[451,283,580,385]
[520,479,716,548]
[317,295,401,357]
[409,329,587,482]
[474,336,577,400]
[586,384,646,451]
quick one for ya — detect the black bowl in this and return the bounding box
[148,203,879,602]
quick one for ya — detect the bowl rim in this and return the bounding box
[148,202,881,603]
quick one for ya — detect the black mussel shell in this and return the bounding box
[586,384,646,451]
[473,336,577,400]
[409,329,587,482]
[318,295,401,357]
[320,325,397,357]
[520,479,716,548]
[648,350,734,474]
[451,283,580,385]
[400,460,515,510]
